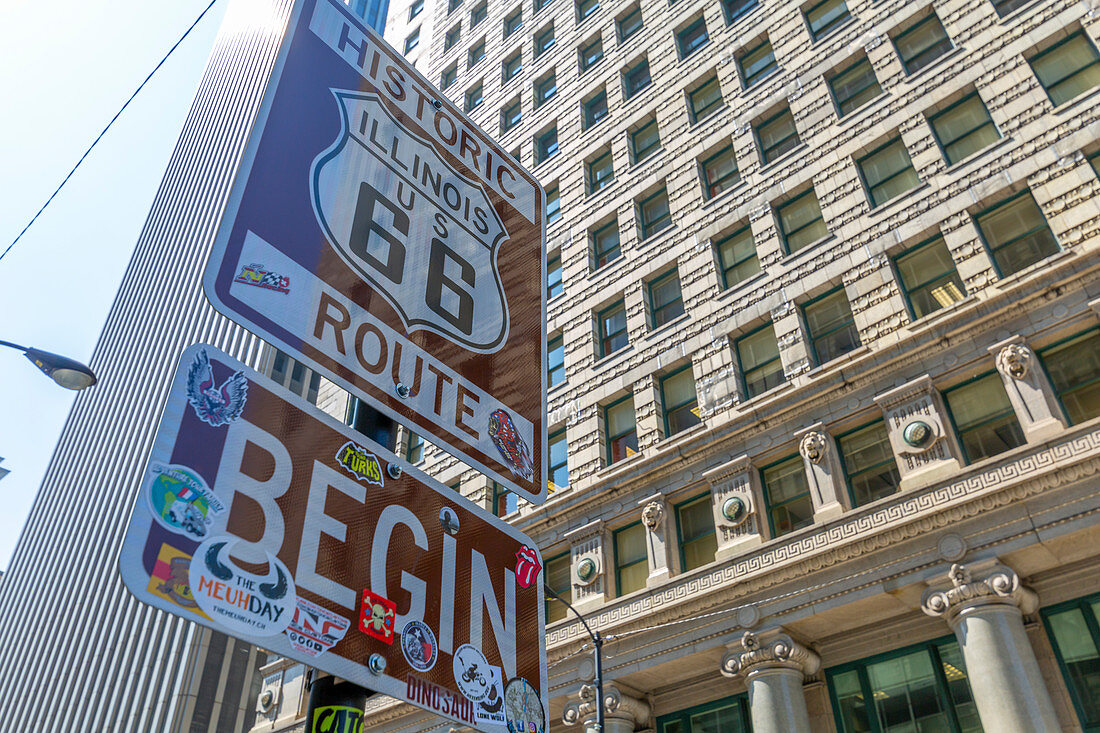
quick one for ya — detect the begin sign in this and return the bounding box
[118,345,548,733]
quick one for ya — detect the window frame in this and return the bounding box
[828,55,883,118]
[760,453,814,538]
[623,58,652,98]
[715,224,761,290]
[604,394,638,464]
[803,286,860,365]
[543,551,572,623]
[492,482,519,517]
[405,431,425,463]
[722,0,759,25]
[928,91,1001,166]
[836,420,900,508]
[536,126,559,164]
[404,28,420,54]
[891,12,953,75]
[855,135,920,208]
[649,270,686,330]
[972,190,1060,277]
[504,6,523,36]
[617,4,644,41]
[535,71,558,107]
[613,521,648,596]
[591,220,622,268]
[547,255,563,301]
[580,35,605,73]
[656,696,751,733]
[470,1,487,26]
[583,89,610,129]
[587,148,615,194]
[630,117,662,163]
[409,0,424,20]
[444,24,461,50]
[468,39,486,68]
[548,427,569,491]
[1040,591,1100,730]
[659,362,699,436]
[535,24,556,57]
[688,75,724,123]
[501,98,523,133]
[441,63,458,90]
[738,37,777,89]
[546,184,561,224]
[464,81,484,112]
[804,0,851,41]
[638,188,672,239]
[736,321,784,399]
[577,0,600,23]
[548,332,565,386]
[597,300,629,357]
[755,106,800,164]
[674,491,717,572]
[892,235,966,321]
[776,187,828,254]
[502,50,523,83]
[1027,30,1100,108]
[942,371,1026,465]
[1037,327,1100,426]
[700,144,740,200]
[677,17,710,59]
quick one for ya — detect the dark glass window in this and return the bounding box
[546,185,561,224]
[548,429,569,491]
[658,698,750,733]
[623,58,651,97]
[738,37,777,88]
[449,0,462,12]
[501,98,522,133]
[534,0,553,12]
[492,482,519,517]
[893,13,952,74]
[465,82,484,111]
[405,431,424,463]
[701,145,739,199]
[503,51,523,83]
[580,36,604,72]
[1039,329,1100,425]
[894,236,966,319]
[929,93,1001,165]
[837,421,900,507]
[584,90,609,128]
[577,0,600,22]
[404,29,420,53]
[829,56,883,117]
[992,0,1033,16]
[605,395,638,463]
[676,493,716,570]
[504,7,523,35]
[409,0,424,20]
[661,364,699,434]
[857,137,920,207]
[736,322,784,398]
[536,127,559,163]
[756,106,800,163]
[548,333,565,386]
[1028,31,1100,107]
[614,522,647,595]
[689,76,724,122]
[638,189,672,238]
[444,24,461,50]
[471,2,487,26]
[547,255,563,299]
[587,149,614,193]
[468,39,486,68]
[776,188,828,253]
[544,553,571,623]
[944,373,1026,463]
[535,24,556,56]
[592,220,621,268]
[649,270,685,329]
[974,191,1059,276]
[804,287,861,364]
[598,300,629,356]
[631,118,661,162]
[677,17,709,58]
[722,0,759,24]
[441,63,458,90]
[762,455,813,537]
[536,72,558,106]
[1042,593,1100,729]
[716,225,760,289]
[805,0,851,41]
[618,4,643,40]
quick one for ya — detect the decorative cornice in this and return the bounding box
[720,630,820,679]
[562,682,651,728]
[874,374,935,411]
[702,454,753,485]
[921,563,1038,623]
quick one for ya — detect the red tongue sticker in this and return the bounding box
[514,545,542,589]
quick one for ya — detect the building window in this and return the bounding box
[548,428,569,491]
[544,553,571,623]
[405,431,424,463]
[761,455,813,537]
[623,58,651,97]
[492,482,519,516]
[468,39,486,68]
[649,270,685,330]
[973,191,1059,277]
[736,322,784,398]
[535,72,557,106]
[928,92,1000,165]
[804,287,860,364]
[605,395,638,463]
[738,37,777,88]
[944,372,1026,463]
[893,13,952,74]
[503,51,523,83]
[1039,328,1100,425]
[700,145,739,200]
[583,90,610,128]
[548,333,565,386]
[587,148,614,193]
[827,637,982,733]
[805,0,851,41]
[580,36,604,72]
[631,117,661,162]
[675,493,716,570]
[546,184,561,224]
[638,188,672,239]
[723,0,758,24]
[894,236,966,319]
[991,0,1034,16]
[270,350,321,404]
[501,98,522,133]
[441,63,458,90]
[535,24,556,57]
[547,255,563,299]
[465,82,484,111]
[715,225,760,290]
[404,28,420,54]
[677,17,709,58]
[1028,31,1100,107]
[661,364,699,434]
[1042,592,1100,729]
[857,136,920,208]
[471,1,487,26]
[577,0,599,22]
[444,25,461,50]
[829,56,883,117]
[504,7,523,36]
[688,76,724,123]
[536,126,559,163]
[618,4,643,41]
[776,188,828,253]
[591,220,621,268]
[657,697,751,733]
[614,522,647,595]
[1090,151,1100,177]
[837,421,900,507]
[598,300,629,356]
[535,0,553,12]
[449,0,462,12]
[756,106,800,164]
[409,0,424,20]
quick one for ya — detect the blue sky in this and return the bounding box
[0,0,228,569]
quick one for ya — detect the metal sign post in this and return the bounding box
[118,344,548,733]
[202,0,548,504]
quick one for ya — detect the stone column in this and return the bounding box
[637,494,674,585]
[562,682,651,733]
[720,629,820,733]
[989,337,1065,442]
[921,562,1060,731]
[794,424,845,523]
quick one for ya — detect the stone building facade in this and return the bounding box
[250,0,1100,730]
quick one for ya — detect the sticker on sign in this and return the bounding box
[118,344,548,732]
[202,0,547,504]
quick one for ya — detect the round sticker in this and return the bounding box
[401,619,438,672]
[453,644,492,702]
[504,678,545,733]
[188,536,296,637]
[145,463,224,541]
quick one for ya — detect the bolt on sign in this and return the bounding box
[202,0,547,504]
[118,344,548,733]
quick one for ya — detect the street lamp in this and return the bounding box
[544,583,605,733]
[0,339,98,391]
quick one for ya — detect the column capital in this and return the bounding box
[719,629,820,679]
[921,562,1038,623]
[562,682,651,729]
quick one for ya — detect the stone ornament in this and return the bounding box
[799,432,827,464]
[902,420,934,448]
[641,501,664,530]
[720,629,820,679]
[575,557,599,585]
[921,563,1038,623]
[996,343,1033,380]
[721,496,747,523]
[562,682,650,727]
